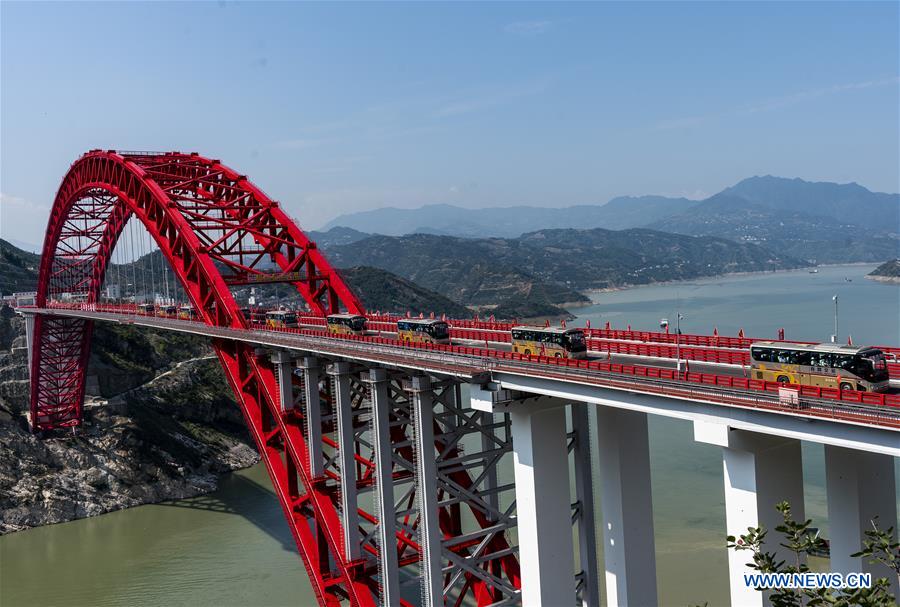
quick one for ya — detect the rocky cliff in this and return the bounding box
[0,306,258,534]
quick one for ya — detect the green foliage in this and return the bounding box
[725,501,898,606]
[868,260,900,279]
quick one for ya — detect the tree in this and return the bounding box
[725,501,898,606]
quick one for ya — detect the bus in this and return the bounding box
[511,326,588,359]
[397,318,450,345]
[138,303,155,315]
[749,341,890,392]
[266,310,298,329]
[157,305,177,317]
[326,314,367,336]
[178,305,197,320]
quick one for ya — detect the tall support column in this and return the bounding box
[367,369,400,606]
[825,445,899,597]
[572,405,600,607]
[510,402,576,606]
[329,361,360,561]
[410,375,443,607]
[596,407,658,607]
[695,423,805,607]
[270,351,294,413]
[299,356,323,478]
[481,410,500,517]
[23,313,35,372]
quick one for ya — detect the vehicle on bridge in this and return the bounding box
[138,303,155,315]
[750,341,890,392]
[178,305,197,320]
[156,305,177,317]
[397,318,451,345]
[266,310,298,329]
[511,326,588,359]
[326,313,367,336]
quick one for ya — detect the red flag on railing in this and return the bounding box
[419,312,424,319]
[605,321,611,330]
[586,319,591,329]
[778,328,785,340]
[561,318,566,328]
[441,313,446,321]
[544,319,550,328]
[738,328,745,338]
[847,335,853,345]
[713,327,719,337]
[430,312,434,319]
[627,324,631,331]
[490,314,495,323]
[406,311,412,318]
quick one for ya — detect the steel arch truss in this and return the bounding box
[30,150,521,606]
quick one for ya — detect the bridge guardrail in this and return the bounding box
[38,303,900,425]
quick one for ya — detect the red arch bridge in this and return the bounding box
[19,151,900,607]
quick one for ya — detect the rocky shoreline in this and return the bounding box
[0,308,258,534]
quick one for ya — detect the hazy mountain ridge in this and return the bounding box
[322,176,899,263]
[322,228,803,303]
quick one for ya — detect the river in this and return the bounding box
[2,264,897,606]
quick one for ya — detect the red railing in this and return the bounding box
[43,302,900,414]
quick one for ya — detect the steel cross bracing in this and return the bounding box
[287,357,522,606]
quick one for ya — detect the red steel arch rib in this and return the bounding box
[31,151,520,606]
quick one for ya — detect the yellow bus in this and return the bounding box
[157,305,177,317]
[265,310,298,329]
[750,341,890,392]
[511,326,588,359]
[397,318,450,345]
[326,314,367,336]
[138,303,155,315]
[178,305,197,320]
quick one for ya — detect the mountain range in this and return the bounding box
[322,176,899,263]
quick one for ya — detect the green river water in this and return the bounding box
[2,264,898,606]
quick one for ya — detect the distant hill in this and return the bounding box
[322,229,803,306]
[866,259,900,284]
[721,176,900,232]
[337,267,471,317]
[307,226,373,248]
[0,239,40,294]
[321,176,899,263]
[322,196,694,238]
[648,194,898,263]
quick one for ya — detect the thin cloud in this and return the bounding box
[655,76,899,130]
[434,78,552,117]
[503,20,553,36]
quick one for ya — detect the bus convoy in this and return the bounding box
[125,304,891,393]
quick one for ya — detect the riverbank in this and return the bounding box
[577,263,883,302]
[0,309,259,535]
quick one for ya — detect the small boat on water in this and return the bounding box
[845,277,853,282]
[809,268,819,274]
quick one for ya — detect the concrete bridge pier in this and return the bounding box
[509,399,577,606]
[408,375,443,607]
[695,422,806,607]
[299,356,324,478]
[595,407,658,607]
[23,312,35,371]
[328,361,361,561]
[825,445,899,597]
[270,351,296,413]
[365,368,401,606]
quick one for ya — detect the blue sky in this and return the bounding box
[2,1,898,248]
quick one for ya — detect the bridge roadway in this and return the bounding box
[27,305,900,433]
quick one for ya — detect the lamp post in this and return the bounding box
[675,312,684,375]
